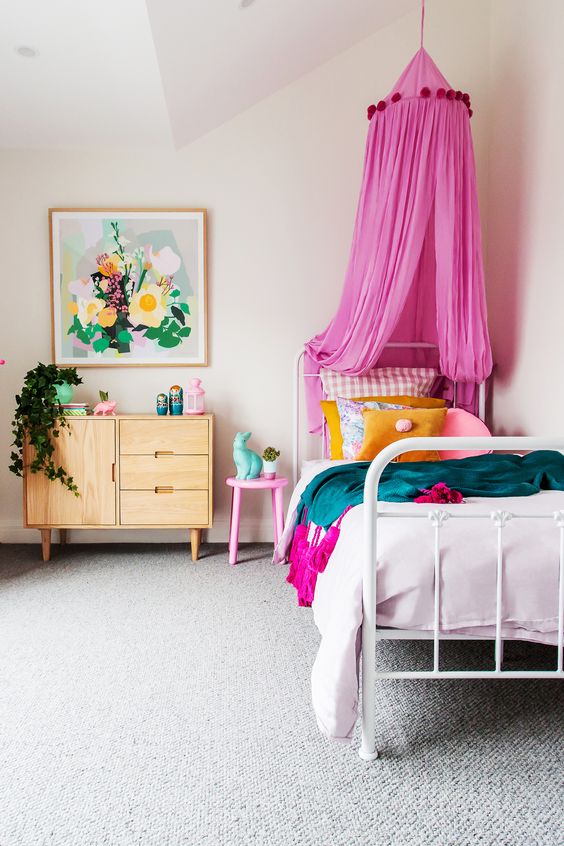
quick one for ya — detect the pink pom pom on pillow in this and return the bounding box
[395,419,413,433]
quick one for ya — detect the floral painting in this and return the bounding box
[50,209,207,366]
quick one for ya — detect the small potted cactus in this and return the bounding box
[262,446,280,480]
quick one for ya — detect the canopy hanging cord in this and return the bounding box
[420,0,425,48]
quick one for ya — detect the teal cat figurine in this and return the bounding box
[233,432,262,480]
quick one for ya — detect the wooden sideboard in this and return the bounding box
[23,414,214,562]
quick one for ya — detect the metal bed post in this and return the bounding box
[292,349,303,489]
[478,381,486,422]
[556,511,564,673]
[359,471,379,760]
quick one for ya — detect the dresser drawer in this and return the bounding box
[120,419,208,455]
[120,454,208,490]
[120,490,208,525]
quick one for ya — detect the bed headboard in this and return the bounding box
[292,344,487,486]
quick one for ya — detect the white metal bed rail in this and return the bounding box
[359,436,564,762]
[292,347,487,487]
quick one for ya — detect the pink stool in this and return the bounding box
[226,476,288,565]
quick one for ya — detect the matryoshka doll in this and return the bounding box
[156,393,168,416]
[169,384,183,415]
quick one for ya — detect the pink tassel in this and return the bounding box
[313,506,352,574]
[295,526,322,606]
[287,512,309,584]
[288,506,353,606]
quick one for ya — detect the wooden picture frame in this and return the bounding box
[50,208,207,367]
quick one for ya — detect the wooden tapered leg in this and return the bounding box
[190,528,201,561]
[40,529,51,562]
[59,529,67,546]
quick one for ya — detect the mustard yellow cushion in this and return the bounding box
[320,396,447,460]
[355,407,448,463]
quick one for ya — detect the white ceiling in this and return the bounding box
[0,0,420,151]
[0,0,172,150]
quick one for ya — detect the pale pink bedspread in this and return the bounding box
[276,461,562,742]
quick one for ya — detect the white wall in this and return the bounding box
[0,0,492,543]
[486,0,564,435]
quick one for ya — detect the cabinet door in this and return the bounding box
[25,419,116,526]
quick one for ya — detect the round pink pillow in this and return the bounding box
[438,408,492,460]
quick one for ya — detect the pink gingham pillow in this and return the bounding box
[320,366,438,401]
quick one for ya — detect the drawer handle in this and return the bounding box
[155,486,174,494]
[155,450,174,457]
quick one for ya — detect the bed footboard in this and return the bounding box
[359,436,564,762]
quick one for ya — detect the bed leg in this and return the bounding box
[359,745,379,762]
[358,619,379,761]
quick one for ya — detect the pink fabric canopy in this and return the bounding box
[305,48,492,431]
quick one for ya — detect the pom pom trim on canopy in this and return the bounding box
[304,48,492,434]
[367,87,472,120]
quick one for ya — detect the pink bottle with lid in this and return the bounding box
[185,378,205,415]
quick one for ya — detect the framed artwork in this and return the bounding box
[50,208,207,367]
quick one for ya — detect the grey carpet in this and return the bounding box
[0,543,562,846]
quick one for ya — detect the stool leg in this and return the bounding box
[273,487,285,549]
[229,487,242,565]
[271,489,279,547]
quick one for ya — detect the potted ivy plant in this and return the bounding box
[262,446,280,480]
[10,363,83,495]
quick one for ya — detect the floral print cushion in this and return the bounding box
[336,396,410,460]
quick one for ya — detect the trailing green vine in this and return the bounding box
[10,363,83,495]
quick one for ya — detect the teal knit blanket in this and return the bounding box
[297,450,564,529]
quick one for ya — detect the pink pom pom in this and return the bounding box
[376,100,387,111]
[367,104,376,119]
[414,483,463,504]
[468,108,473,117]
[395,419,413,433]
[420,86,431,98]
[436,88,446,99]
[391,92,402,103]
[462,92,470,104]
[455,90,463,100]
[446,89,455,100]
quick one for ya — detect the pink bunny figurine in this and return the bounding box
[93,400,117,416]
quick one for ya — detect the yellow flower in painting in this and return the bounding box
[97,306,118,328]
[128,284,167,328]
[97,253,122,277]
[78,297,104,328]
[68,301,79,315]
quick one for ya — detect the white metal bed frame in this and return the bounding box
[291,346,563,762]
